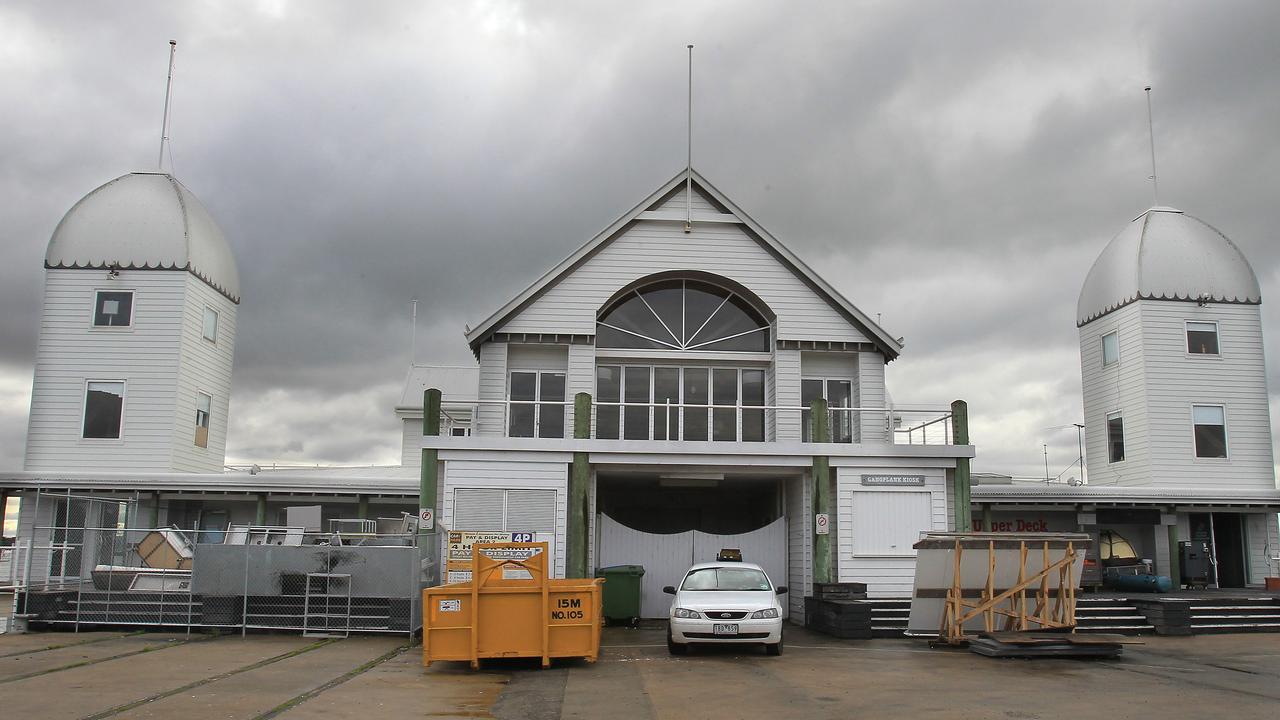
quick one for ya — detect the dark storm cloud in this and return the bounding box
[1,1,1278,480]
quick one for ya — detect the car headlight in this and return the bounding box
[673,608,700,619]
[750,608,779,619]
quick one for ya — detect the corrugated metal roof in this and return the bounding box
[973,483,1280,506]
[396,364,479,411]
[1077,207,1260,326]
[45,171,240,303]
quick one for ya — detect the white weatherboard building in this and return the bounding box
[400,170,973,618]
[973,207,1280,588]
[2,167,973,623]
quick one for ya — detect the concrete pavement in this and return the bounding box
[0,624,1277,719]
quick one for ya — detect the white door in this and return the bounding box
[597,514,789,618]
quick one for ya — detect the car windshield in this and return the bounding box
[681,567,771,592]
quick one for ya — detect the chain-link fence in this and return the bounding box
[15,518,435,637]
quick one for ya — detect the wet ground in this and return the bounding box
[1,622,1278,719]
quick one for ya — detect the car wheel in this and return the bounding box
[766,630,783,656]
[667,629,687,655]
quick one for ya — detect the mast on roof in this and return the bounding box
[158,40,177,171]
[1144,86,1159,207]
[685,44,693,233]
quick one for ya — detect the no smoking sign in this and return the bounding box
[418,507,434,530]
[815,513,829,535]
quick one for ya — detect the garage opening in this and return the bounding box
[594,472,791,618]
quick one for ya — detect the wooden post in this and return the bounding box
[811,398,832,585]
[255,493,267,525]
[357,494,369,520]
[951,400,972,532]
[420,388,441,550]
[568,392,592,578]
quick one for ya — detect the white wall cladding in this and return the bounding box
[836,467,948,598]
[784,473,812,620]
[495,192,873,344]
[475,342,508,437]
[654,185,722,214]
[442,459,568,577]
[774,348,801,441]
[567,344,595,436]
[402,418,423,466]
[1246,512,1280,586]
[171,275,236,472]
[1080,303,1148,486]
[857,352,886,443]
[1082,301,1275,488]
[1142,303,1274,488]
[26,270,185,471]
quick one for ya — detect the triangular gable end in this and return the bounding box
[465,169,902,360]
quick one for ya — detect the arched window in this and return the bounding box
[596,279,770,352]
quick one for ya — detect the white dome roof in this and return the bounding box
[45,171,240,303]
[1076,207,1259,326]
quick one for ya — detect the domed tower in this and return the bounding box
[24,171,239,473]
[1077,207,1273,488]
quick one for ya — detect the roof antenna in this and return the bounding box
[158,40,177,172]
[685,44,694,234]
[1144,86,1159,207]
[410,299,419,365]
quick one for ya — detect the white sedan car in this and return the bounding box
[664,562,787,655]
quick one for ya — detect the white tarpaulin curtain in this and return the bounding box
[596,514,788,618]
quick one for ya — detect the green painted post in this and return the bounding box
[569,392,592,578]
[420,389,441,542]
[255,493,267,525]
[811,398,832,585]
[1167,520,1181,587]
[357,494,369,520]
[951,400,972,532]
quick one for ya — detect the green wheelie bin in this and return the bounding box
[596,565,645,627]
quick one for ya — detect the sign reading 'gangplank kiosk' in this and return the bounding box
[861,474,926,486]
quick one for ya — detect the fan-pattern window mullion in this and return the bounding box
[597,279,768,352]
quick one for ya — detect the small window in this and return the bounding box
[1186,321,1219,355]
[1106,412,1124,463]
[93,291,133,327]
[83,381,125,438]
[195,393,212,448]
[1192,405,1226,458]
[1101,332,1119,366]
[202,307,219,342]
[508,371,565,438]
[450,426,470,437]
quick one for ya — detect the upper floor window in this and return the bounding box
[1106,411,1124,463]
[93,291,133,327]
[1101,332,1119,367]
[596,279,770,352]
[1192,404,1227,458]
[202,307,219,343]
[1186,321,1219,355]
[509,371,565,438]
[801,378,854,442]
[596,364,764,442]
[195,393,212,448]
[83,381,125,439]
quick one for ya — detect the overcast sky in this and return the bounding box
[2,1,1278,483]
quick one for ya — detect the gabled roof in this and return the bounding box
[465,168,902,359]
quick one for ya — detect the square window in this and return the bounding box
[1106,412,1124,463]
[1101,332,1119,366]
[1186,322,1219,355]
[202,307,219,342]
[1192,405,1227,458]
[195,393,212,448]
[93,291,133,327]
[83,381,125,438]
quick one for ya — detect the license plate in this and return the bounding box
[713,623,739,635]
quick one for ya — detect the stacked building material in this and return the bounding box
[805,583,871,639]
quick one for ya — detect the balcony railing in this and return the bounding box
[438,397,957,446]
